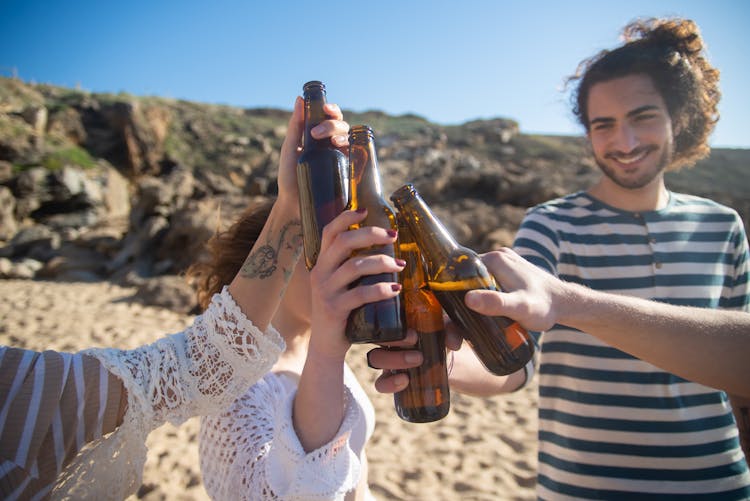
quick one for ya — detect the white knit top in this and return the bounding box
[198,361,376,500]
[51,286,285,499]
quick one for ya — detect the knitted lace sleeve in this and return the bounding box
[51,286,285,500]
[199,374,363,500]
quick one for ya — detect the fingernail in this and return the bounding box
[404,351,422,364]
[391,283,402,292]
[356,208,367,214]
[395,258,406,267]
[387,229,398,238]
[394,373,409,389]
[366,349,377,369]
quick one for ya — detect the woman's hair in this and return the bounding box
[187,199,275,311]
[567,18,721,170]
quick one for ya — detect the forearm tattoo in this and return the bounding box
[240,218,302,281]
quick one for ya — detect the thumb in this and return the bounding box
[465,289,518,317]
[281,96,304,159]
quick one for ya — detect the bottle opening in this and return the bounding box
[303,80,326,93]
[390,183,418,205]
[349,124,375,143]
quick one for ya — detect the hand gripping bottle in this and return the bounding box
[345,125,405,344]
[296,81,348,269]
[393,216,450,422]
[390,184,534,375]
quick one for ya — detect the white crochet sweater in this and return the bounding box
[51,286,285,500]
[198,359,376,500]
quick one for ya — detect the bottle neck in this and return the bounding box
[303,88,328,149]
[397,221,427,291]
[349,134,383,200]
[391,185,461,267]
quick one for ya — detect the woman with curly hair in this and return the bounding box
[190,198,402,501]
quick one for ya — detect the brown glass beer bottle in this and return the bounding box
[393,217,450,422]
[390,183,534,375]
[345,125,405,344]
[296,81,348,270]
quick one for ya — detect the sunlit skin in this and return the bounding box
[586,73,676,212]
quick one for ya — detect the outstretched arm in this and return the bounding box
[465,247,750,398]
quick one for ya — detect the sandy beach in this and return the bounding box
[0,278,537,500]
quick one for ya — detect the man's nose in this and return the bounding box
[613,123,639,152]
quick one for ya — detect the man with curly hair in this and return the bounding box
[369,16,749,498]
[507,17,750,498]
[368,15,750,499]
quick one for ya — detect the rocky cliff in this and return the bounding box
[1,77,748,311]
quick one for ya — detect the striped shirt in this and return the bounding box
[0,348,123,500]
[514,191,750,499]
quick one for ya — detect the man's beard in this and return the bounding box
[594,144,672,190]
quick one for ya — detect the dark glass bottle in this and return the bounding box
[296,80,348,270]
[345,125,405,344]
[390,183,534,376]
[393,218,450,423]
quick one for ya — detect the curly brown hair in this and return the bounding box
[567,18,721,170]
[187,199,275,311]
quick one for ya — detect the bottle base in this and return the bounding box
[396,407,450,423]
[478,345,534,376]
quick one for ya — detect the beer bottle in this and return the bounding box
[345,125,405,344]
[296,80,348,270]
[393,217,450,423]
[390,183,534,375]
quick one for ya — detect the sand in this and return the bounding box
[0,279,537,500]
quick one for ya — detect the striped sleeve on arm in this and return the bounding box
[0,347,124,500]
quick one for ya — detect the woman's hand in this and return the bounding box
[294,208,404,452]
[308,208,405,361]
[276,97,349,213]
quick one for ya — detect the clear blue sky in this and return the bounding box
[1,0,748,148]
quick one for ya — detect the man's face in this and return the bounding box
[586,74,675,190]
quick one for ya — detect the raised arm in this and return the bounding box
[228,97,349,331]
[295,209,403,451]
